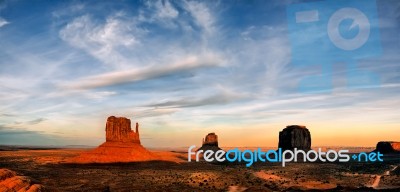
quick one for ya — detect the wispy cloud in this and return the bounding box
[133,108,178,118]
[84,91,117,100]
[0,17,9,27]
[136,0,181,29]
[142,0,179,21]
[184,0,215,34]
[0,113,15,117]
[26,118,47,125]
[154,0,179,19]
[60,54,222,90]
[59,14,141,68]
[143,88,247,108]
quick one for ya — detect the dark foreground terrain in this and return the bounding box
[0,148,399,191]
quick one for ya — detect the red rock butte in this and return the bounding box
[106,116,140,144]
[70,116,158,163]
[198,132,222,152]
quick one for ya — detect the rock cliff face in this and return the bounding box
[0,169,44,192]
[71,116,157,163]
[374,141,400,154]
[198,133,222,151]
[202,132,218,146]
[105,116,140,144]
[278,125,311,151]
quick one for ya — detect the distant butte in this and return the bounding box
[278,125,311,151]
[71,116,158,163]
[374,141,400,154]
[198,132,222,152]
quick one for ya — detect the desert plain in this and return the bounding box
[0,146,399,192]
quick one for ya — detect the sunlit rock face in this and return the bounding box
[278,125,311,151]
[0,168,44,192]
[374,141,400,154]
[105,116,140,144]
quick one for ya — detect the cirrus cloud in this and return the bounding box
[0,17,9,27]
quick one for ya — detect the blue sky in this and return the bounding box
[0,0,399,147]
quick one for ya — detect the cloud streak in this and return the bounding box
[0,17,9,27]
[143,89,247,108]
[60,54,222,90]
[26,118,47,125]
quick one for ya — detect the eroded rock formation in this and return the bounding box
[278,125,311,151]
[203,132,218,146]
[71,116,158,163]
[374,141,400,154]
[106,116,140,144]
[198,132,222,151]
[0,169,44,192]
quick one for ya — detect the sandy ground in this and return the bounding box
[0,148,399,191]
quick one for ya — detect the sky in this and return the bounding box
[0,0,399,148]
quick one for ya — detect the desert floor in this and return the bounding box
[0,148,399,191]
